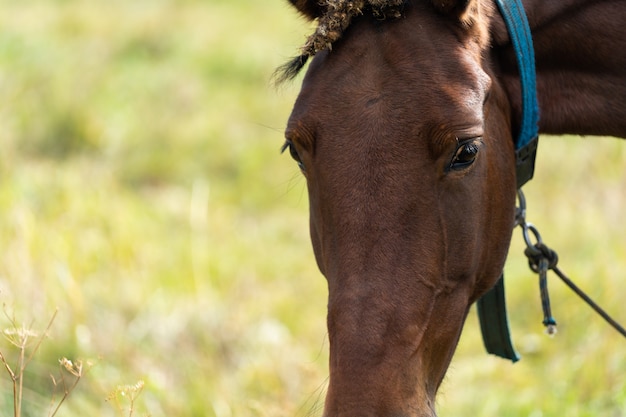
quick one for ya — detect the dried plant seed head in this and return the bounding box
[60,357,84,377]
[3,327,39,347]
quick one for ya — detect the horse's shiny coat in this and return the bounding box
[282,1,626,415]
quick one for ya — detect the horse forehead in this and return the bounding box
[289,11,491,144]
[306,24,486,99]
[293,55,488,141]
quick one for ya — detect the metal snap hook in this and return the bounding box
[516,190,542,256]
[515,189,527,227]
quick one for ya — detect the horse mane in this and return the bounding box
[274,0,406,84]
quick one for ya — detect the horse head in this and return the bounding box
[279,0,626,415]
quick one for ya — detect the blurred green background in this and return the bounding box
[0,0,623,416]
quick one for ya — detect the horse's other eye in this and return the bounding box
[281,140,305,171]
[449,139,482,171]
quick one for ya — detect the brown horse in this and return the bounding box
[278,0,626,415]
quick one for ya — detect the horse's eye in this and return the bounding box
[281,140,305,171]
[449,139,482,171]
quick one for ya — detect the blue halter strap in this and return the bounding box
[496,0,540,189]
[477,0,540,363]
[496,0,539,151]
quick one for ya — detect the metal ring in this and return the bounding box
[522,223,543,255]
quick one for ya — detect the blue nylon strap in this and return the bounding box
[476,0,540,363]
[477,274,521,362]
[495,0,539,150]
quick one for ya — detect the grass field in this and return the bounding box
[0,1,624,416]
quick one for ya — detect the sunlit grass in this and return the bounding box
[0,0,623,416]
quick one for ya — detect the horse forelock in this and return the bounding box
[274,0,406,84]
[274,0,491,84]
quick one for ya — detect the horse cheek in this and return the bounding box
[308,182,327,277]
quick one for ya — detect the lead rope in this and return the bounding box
[515,190,626,338]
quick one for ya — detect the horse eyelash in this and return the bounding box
[281,140,306,171]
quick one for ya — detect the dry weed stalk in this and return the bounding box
[0,307,90,417]
[48,357,91,416]
[0,308,58,417]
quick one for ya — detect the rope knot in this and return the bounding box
[524,243,558,273]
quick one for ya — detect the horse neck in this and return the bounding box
[492,0,626,139]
